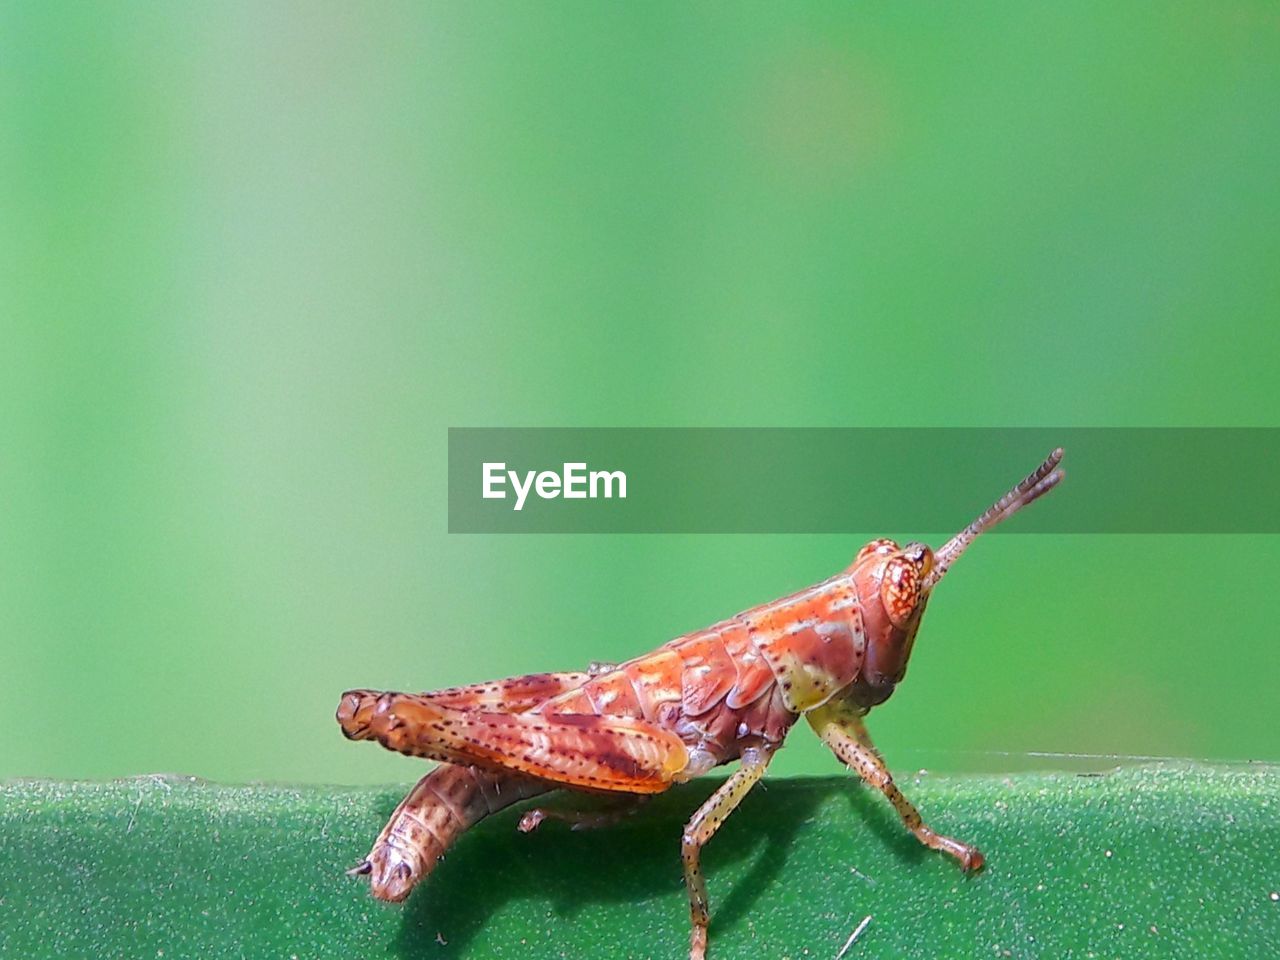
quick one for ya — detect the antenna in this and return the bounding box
[924,448,1064,589]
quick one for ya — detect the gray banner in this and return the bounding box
[447,428,1278,534]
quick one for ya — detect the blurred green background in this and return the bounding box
[2,3,1277,785]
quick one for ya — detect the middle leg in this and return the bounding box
[681,744,773,960]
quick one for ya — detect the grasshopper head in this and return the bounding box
[849,539,936,699]
[847,448,1065,707]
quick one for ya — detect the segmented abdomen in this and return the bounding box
[363,763,546,901]
[534,571,866,771]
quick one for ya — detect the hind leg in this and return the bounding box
[517,793,649,833]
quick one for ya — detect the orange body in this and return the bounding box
[337,449,1066,959]
[340,557,885,791]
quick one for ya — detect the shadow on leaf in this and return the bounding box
[391,776,823,958]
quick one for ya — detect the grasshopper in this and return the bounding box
[337,448,1064,959]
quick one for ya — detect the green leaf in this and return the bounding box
[1,764,1276,958]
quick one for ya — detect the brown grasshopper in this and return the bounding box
[337,448,1064,959]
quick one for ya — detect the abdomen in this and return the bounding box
[536,616,798,773]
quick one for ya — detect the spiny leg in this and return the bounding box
[681,745,773,960]
[807,703,983,871]
[339,691,689,794]
[517,793,649,833]
[338,670,592,725]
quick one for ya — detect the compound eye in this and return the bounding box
[902,542,934,579]
[881,557,921,628]
[855,538,899,566]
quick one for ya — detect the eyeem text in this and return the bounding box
[482,462,627,511]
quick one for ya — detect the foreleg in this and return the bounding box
[807,702,983,871]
